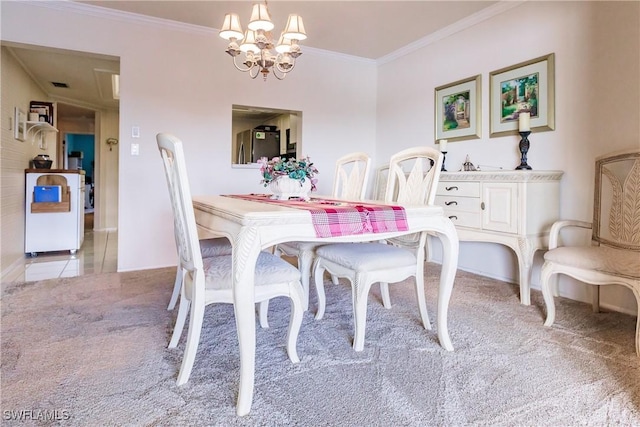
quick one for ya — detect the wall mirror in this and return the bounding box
[231,104,302,167]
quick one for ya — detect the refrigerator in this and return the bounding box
[237,129,281,163]
[25,170,85,255]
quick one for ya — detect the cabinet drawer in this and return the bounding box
[437,181,480,197]
[443,210,482,228]
[435,195,480,213]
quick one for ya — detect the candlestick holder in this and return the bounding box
[515,131,532,170]
[441,151,447,171]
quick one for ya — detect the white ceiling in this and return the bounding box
[6,1,499,119]
[80,1,498,59]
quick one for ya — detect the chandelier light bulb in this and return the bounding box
[219,13,244,40]
[276,34,292,53]
[248,3,274,32]
[239,30,260,53]
[283,15,307,41]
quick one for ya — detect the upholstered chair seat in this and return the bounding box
[544,246,640,279]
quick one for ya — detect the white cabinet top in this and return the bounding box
[440,170,563,182]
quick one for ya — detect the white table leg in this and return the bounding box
[233,227,260,416]
[435,218,459,352]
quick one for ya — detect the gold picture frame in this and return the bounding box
[434,74,481,142]
[489,53,555,137]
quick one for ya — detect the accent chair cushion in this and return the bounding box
[544,246,640,279]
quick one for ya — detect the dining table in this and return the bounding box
[192,194,459,416]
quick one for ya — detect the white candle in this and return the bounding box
[518,112,531,132]
[439,139,448,152]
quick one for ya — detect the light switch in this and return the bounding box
[131,143,140,156]
[132,126,140,138]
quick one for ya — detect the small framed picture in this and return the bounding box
[489,53,555,137]
[14,107,26,142]
[434,75,481,142]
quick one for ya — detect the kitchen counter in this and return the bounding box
[24,169,85,174]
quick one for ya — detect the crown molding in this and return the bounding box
[28,1,375,64]
[26,0,215,36]
[23,0,520,66]
[377,1,527,65]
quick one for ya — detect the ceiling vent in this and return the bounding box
[51,81,69,88]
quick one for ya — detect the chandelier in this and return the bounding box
[219,1,307,81]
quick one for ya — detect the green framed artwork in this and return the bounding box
[434,75,481,142]
[489,53,555,137]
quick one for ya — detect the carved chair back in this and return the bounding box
[593,150,640,251]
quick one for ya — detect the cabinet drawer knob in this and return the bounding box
[445,201,458,206]
[481,202,485,210]
[448,215,458,220]
[445,186,458,191]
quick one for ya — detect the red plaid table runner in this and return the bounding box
[225,194,408,238]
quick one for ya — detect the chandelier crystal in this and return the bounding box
[219,1,306,81]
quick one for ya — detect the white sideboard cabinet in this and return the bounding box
[434,170,564,305]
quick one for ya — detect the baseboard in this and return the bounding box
[433,262,636,317]
[1,256,27,289]
[93,227,117,232]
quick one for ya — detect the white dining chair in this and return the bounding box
[312,146,443,351]
[259,152,371,327]
[540,149,640,355]
[156,132,304,385]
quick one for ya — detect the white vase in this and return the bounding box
[269,176,311,201]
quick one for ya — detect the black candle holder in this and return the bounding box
[441,151,447,171]
[515,131,532,170]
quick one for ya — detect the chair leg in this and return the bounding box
[169,294,190,348]
[313,259,327,320]
[380,283,392,308]
[258,300,270,329]
[592,286,600,313]
[414,269,431,330]
[176,299,205,386]
[286,284,304,363]
[331,274,340,285]
[168,267,183,310]
[540,263,557,327]
[352,275,372,352]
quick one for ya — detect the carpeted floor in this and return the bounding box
[2,264,639,426]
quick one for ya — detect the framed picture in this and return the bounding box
[29,100,54,125]
[489,53,555,137]
[434,74,481,142]
[14,107,26,142]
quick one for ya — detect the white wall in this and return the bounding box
[1,1,377,273]
[376,1,639,312]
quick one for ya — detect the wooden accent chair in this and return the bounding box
[541,149,640,355]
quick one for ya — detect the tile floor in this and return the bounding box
[3,214,118,283]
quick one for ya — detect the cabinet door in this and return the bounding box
[482,183,517,233]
